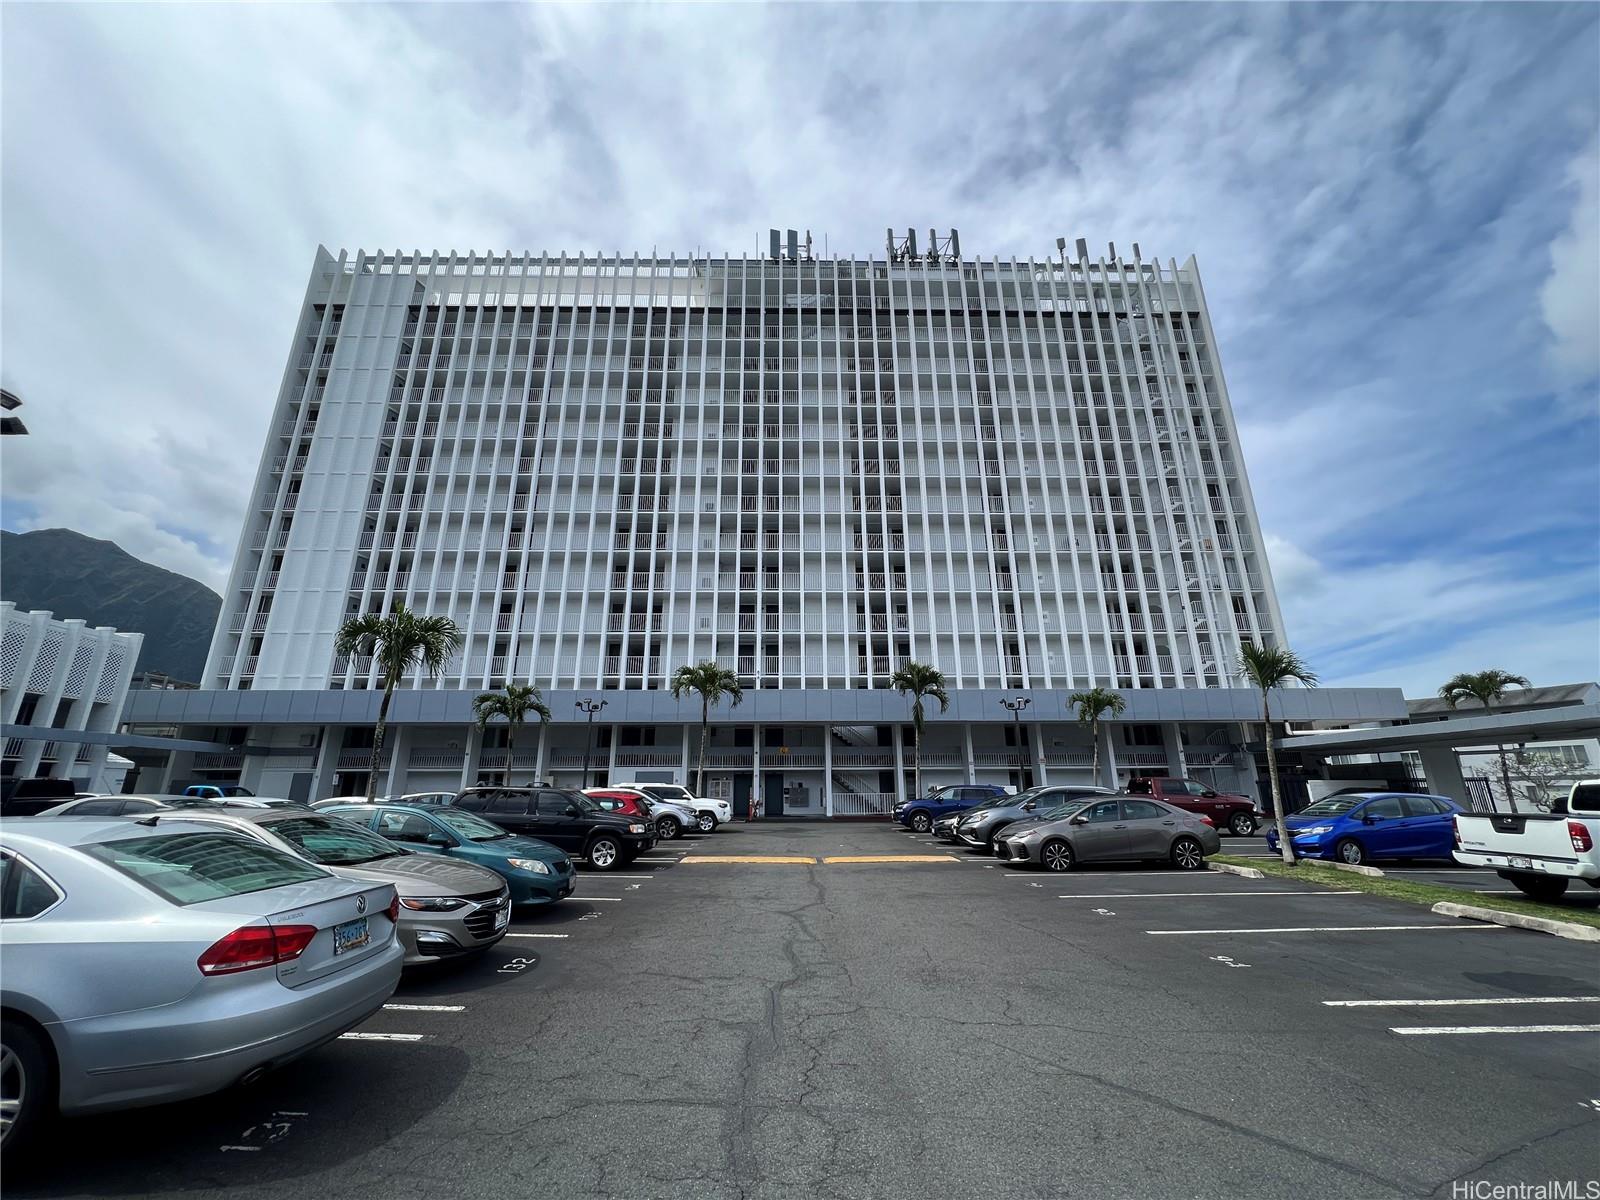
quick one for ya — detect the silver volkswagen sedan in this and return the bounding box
[0,818,402,1151]
[153,808,513,965]
[994,795,1222,871]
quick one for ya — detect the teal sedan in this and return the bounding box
[318,802,575,906]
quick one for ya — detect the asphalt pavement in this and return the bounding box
[11,822,1599,1200]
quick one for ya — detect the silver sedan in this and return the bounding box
[0,818,402,1151]
[995,796,1222,871]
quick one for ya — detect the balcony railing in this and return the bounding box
[829,792,896,817]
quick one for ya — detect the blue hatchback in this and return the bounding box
[319,801,576,905]
[1265,792,1462,866]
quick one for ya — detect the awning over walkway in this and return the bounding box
[1278,703,1600,756]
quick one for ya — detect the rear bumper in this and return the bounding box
[56,938,403,1115]
[1454,850,1595,879]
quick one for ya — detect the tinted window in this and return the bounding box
[376,810,440,841]
[432,810,510,842]
[1364,797,1404,819]
[589,797,620,810]
[268,816,404,865]
[69,799,125,816]
[1299,796,1364,816]
[1402,796,1447,817]
[0,853,62,919]
[538,793,579,815]
[83,833,326,905]
[1568,783,1600,813]
[1122,799,1169,820]
[454,793,489,811]
[1080,800,1122,823]
[488,792,530,816]
[121,799,160,813]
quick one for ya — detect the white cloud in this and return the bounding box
[1539,144,1600,380]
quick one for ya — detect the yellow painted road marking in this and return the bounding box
[680,855,818,864]
[821,855,959,864]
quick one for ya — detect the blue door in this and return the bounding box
[1356,795,1408,857]
[1402,795,1455,858]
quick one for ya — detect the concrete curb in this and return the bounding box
[1301,859,1386,878]
[1210,862,1266,879]
[1431,901,1600,942]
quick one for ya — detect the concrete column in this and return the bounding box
[1161,722,1188,778]
[0,607,49,725]
[534,722,549,786]
[1032,723,1049,786]
[822,725,834,817]
[891,723,906,807]
[606,723,619,786]
[751,725,762,819]
[1235,721,1263,806]
[309,726,339,801]
[1417,745,1470,807]
[681,726,692,790]
[460,725,484,790]
[385,725,411,797]
[1096,723,1118,790]
[962,723,976,781]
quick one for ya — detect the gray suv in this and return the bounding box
[954,786,1116,849]
[140,807,511,965]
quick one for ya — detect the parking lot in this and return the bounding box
[12,821,1599,1200]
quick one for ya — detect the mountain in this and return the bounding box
[1,528,221,683]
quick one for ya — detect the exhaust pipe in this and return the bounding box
[237,1065,271,1088]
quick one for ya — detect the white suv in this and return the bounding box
[633,784,732,832]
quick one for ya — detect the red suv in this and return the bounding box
[584,790,653,819]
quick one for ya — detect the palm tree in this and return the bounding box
[1438,669,1530,812]
[334,603,463,802]
[669,661,743,798]
[1068,686,1126,785]
[890,661,950,802]
[1238,643,1318,864]
[472,683,552,788]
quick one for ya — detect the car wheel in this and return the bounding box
[656,816,681,841]
[910,811,933,834]
[1335,838,1365,866]
[1507,873,1569,902]
[0,1019,52,1153]
[1171,836,1206,870]
[696,812,717,833]
[1228,812,1257,836]
[587,836,622,870]
[1040,839,1074,872]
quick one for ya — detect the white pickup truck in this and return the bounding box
[1453,779,1600,901]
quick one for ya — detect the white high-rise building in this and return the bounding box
[128,236,1396,813]
[210,237,1282,695]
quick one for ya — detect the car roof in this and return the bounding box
[0,816,243,849]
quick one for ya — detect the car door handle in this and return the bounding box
[1112,824,1128,829]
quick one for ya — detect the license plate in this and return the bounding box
[333,916,370,955]
[494,905,510,931]
[1507,855,1533,869]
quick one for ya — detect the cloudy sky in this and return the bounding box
[2,2,1596,696]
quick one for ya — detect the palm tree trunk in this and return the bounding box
[506,725,516,789]
[1090,716,1100,784]
[912,714,923,802]
[1263,691,1293,864]
[368,681,394,803]
[697,697,709,798]
[1496,743,1517,813]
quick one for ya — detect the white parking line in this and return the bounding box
[1061,890,1362,899]
[506,932,568,938]
[575,874,653,880]
[572,896,622,902]
[339,1032,427,1041]
[383,1003,465,1012]
[1391,1024,1600,1036]
[1326,996,1600,1008]
[1146,924,1508,936]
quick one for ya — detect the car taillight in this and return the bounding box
[1453,818,1462,848]
[1570,821,1593,853]
[197,924,317,976]
[387,892,400,924]
[1199,815,1214,827]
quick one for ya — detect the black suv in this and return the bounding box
[452,786,654,871]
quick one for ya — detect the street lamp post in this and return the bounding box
[576,698,607,790]
[1000,696,1031,790]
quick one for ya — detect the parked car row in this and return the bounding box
[896,776,1265,839]
[0,778,734,1152]
[921,785,1224,871]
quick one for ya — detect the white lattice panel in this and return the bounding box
[96,648,127,702]
[0,625,24,690]
[27,630,63,691]
[64,643,95,699]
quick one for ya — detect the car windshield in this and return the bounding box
[433,810,512,842]
[1297,796,1366,816]
[85,832,327,905]
[555,789,599,812]
[267,816,405,865]
[1037,800,1089,820]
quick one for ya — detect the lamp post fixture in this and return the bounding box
[1000,696,1031,790]
[576,698,607,789]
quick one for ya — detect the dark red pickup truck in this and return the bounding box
[1128,777,1260,836]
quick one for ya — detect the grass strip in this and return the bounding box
[1210,855,1600,931]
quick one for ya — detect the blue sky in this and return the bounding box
[2,2,1596,695]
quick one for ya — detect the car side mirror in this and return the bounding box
[1070,815,1088,825]
[1022,802,1036,811]
[426,832,452,847]
[1202,790,1218,798]
[563,805,580,817]
[1363,814,1380,824]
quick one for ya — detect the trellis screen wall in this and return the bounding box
[207,241,1285,696]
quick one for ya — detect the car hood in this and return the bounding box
[472,835,567,863]
[1282,814,1341,830]
[328,853,505,897]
